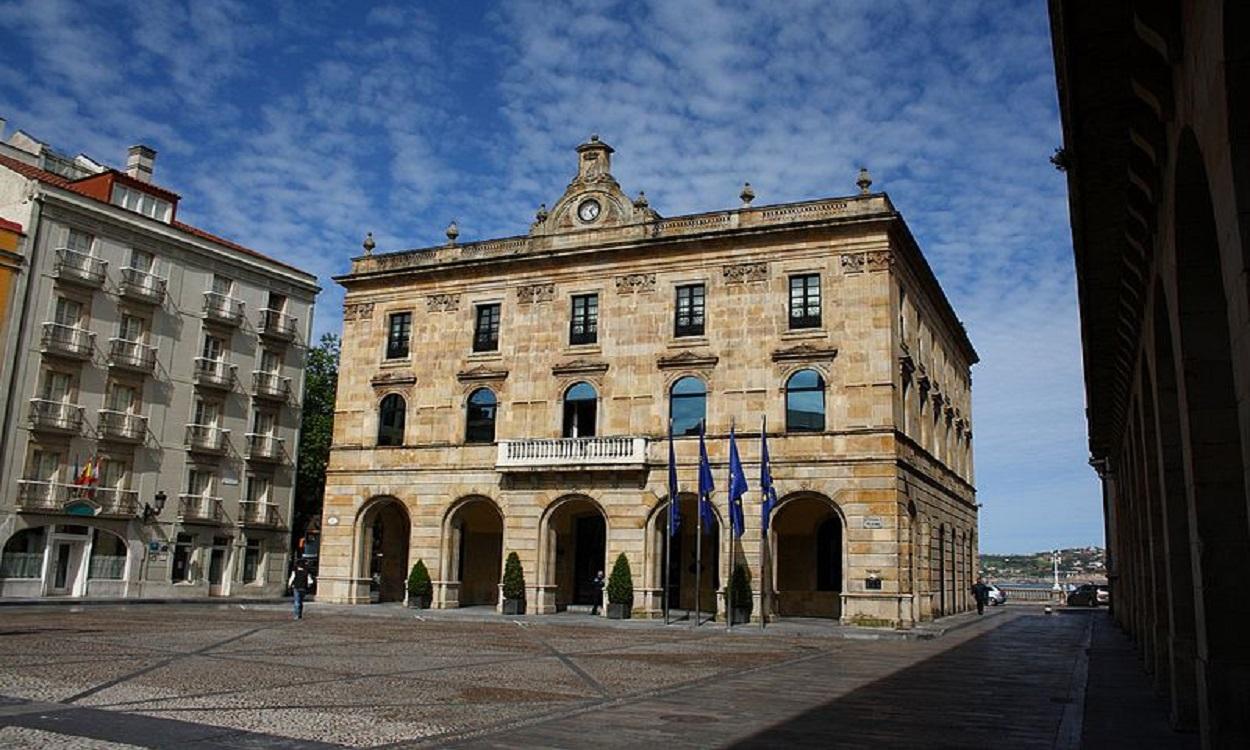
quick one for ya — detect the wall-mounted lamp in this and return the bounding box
[142,490,167,524]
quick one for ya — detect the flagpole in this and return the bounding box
[761,415,767,631]
[695,484,702,628]
[728,417,735,631]
[664,419,672,626]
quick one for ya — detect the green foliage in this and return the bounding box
[606,553,633,605]
[407,559,432,599]
[501,551,526,600]
[727,563,753,615]
[292,334,340,547]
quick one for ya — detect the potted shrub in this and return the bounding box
[606,553,633,619]
[501,551,526,615]
[726,563,753,625]
[406,559,432,609]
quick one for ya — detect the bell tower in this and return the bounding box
[575,134,614,182]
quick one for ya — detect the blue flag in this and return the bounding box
[697,420,716,534]
[727,427,748,538]
[760,423,778,533]
[668,420,681,537]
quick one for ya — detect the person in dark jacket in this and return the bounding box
[288,558,315,620]
[590,570,605,615]
[972,577,991,615]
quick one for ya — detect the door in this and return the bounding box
[207,538,229,596]
[572,515,606,605]
[118,314,145,343]
[54,297,82,327]
[49,541,84,596]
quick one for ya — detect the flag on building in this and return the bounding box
[697,420,716,533]
[727,427,748,538]
[668,419,681,537]
[760,423,778,533]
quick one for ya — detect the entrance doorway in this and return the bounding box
[208,536,230,596]
[659,494,720,613]
[543,497,607,611]
[47,528,89,597]
[447,498,503,607]
[772,496,842,618]
[359,498,410,603]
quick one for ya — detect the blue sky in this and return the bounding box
[0,0,1099,553]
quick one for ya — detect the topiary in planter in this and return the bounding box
[501,551,526,615]
[407,559,432,608]
[726,563,753,624]
[606,552,633,619]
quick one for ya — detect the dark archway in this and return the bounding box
[446,498,503,607]
[358,498,410,603]
[1226,0,1250,272]
[1174,130,1250,741]
[771,495,842,619]
[543,496,607,610]
[657,493,721,613]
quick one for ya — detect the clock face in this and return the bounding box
[577,199,601,222]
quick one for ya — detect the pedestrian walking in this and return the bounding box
[289,558,315,620]
[972,577,990,615]
[590,570,605,615]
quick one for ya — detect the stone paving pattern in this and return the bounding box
[0,605,1195,748]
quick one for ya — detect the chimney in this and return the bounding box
[126,144,156,183]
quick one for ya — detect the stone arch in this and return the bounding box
[537,493,610,612]
[1172,129,1250,737]
[769,492,846,620]
[354,495,411,603]
[439,495,504,608]
[644,490,722,615]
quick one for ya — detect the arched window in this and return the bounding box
[377,393,406,446]
[1,528,46,579]
[669,376,707,436]
[562,382,597,437]
[785,369,825,432]
[465,388,498,444]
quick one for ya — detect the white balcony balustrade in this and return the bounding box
[177,494,225,524]
[193,357,235,390]
[203,291,245,325]
[54,248,107,287]
[107,338,157,374]
[16,481,138,517]
[97,409,148,443]
[245,433,286,463]
[239,501,282,527]
[118,267,167,304]
[495,436,648,471]
[41,322,95,359]
[185,424,229,454]
[251,371,291,402]
[28,399,84,434]
[258,309,298,341]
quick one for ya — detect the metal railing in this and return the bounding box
[258,308,298,340]
[251,371,291,401]
[496,436,648,470]
[203,291,245,325]
[15,481,138,516]
[107,338,157,373]
[28,399,85,433]
[177,494,225,523]
[238,501,282,527]
[54,248,107,286]
[245,433,285,462]
[193,357,234,389]
[97,409,148,442]
[185,424,229,454]
[41,322,95,359]
[119,267,167,304]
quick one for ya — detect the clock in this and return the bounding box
[577,199,601,223]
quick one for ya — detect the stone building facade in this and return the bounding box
[0,126,319,600]
[321,137,977,627]
[1051,1,1250,744]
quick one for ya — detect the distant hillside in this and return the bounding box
[980,547,1106,583]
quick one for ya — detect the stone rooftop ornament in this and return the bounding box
[857,167,873,195]
[633,191,648,209]
[362,232,375,256]
[445,220,459,245]
[740,182,755,207]
[535,203,548,222]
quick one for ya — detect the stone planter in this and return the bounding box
[730,607,752,625]
[502,598,525,615]
[407,594,430,609]
[606,602,631,620]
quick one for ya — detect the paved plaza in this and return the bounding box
[0,604,1190,748]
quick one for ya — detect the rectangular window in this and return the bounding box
[386,312,411,359]
[259,349,280,373]
[187,469,214,496]
[246,475,271,504]
[569,294,598,346]
[130,249,155,273]
[242,538,262,584]
[65,228,93,254]
[119,314,145,342]
[201,334,223,361]
[111,185,171,222]
[789,274,822,329]
[107,382,138,412]
[193,399,219,427]
[211,274,234,296]
[252,409,275,436]
[28,450,61,482]
[674,284,706,337]
[473,303,501,352]
[41,371,73,402]
[54,297,83,327]
[266,292,287,313]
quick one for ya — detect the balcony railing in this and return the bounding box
[185,424,229,454]
[97,409,148,443]
[28,399,84,434]
[258,309,298,341]
[245,433,286,463]
[41,322,95,359]
[118,267,167,305]
[16,481,139,517]
[203,291,245,326]
[107,338,157,374]
[177,494,225,524]
[193,357,235,390]
[54,248,107,287]
[495,436,648,471]
[238,501,282,527]
[251,371,291,402]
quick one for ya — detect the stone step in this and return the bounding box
[562,604,597,614]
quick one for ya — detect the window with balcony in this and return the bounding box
[193,398,220,429]
[246,474,271,504]
[785,369,826,432]
[259,349,280,373]
[119,313,146,344]
[465,388,498,443]
[211,274,233,296]
[569,294,598,345]
[201,333,224,363]
[66,228,93,254]
[54,296,83,327]
[188,469,214,497]
[41,370,74,403]
[473,303,501,353]
[788,274,822,329]
[562,382,597,438]
[27,449,61,483]
[130,248,155,274]
[670,376,707,436]
[377,393,406,446]
[674,284,705,337]
[386,312,411,359]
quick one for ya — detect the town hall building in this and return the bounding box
[319,136,977,627]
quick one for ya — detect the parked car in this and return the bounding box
[1066,583,1109,607]
[986,584,1007,606]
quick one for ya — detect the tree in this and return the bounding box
[292,333,340,557]
[407,559,433,599]
[606,552,633,605]
[502,552,526,601]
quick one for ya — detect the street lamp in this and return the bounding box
[1052,549,1062,592]
[142,490,167,524]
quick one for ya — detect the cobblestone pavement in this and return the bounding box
[0,604,1184,748]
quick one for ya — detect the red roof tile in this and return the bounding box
[0,217,24,234]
